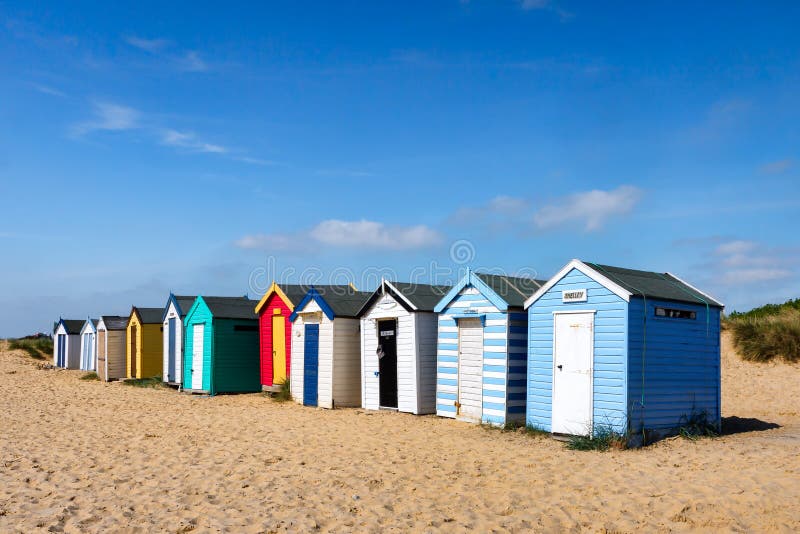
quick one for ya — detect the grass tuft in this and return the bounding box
[269,379,292,402]
[678,410,719,440]
[566,425,628,451]
[8,337,52,360]
[725,309,800,363]
[80,371,99,381]
[123,376,165,388]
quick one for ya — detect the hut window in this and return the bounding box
[234,325,257,332]
[654,306,696,320]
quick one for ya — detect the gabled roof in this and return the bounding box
[57,319,84,335]
[357,280,452,316]
[433,268,546,313]
[80,319,98,334]
[524,259,724,309]
[98,315,128,331]
[131,307,165,324]
[254,282,356,314]
[163,294,198,321]
[290,286,372,321]
[200,296,258,320]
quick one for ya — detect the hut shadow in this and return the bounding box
[721,416,781,435]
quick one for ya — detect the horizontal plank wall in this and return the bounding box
[332,317,361,408]
[527,267,628,432]
[627,297,721,432]
[138,323,163,378]
[163,301,184,384]
[212,318,261,394]
[259,293,293,387]
[415,312,438,415]
[184,303,213,392]
[106,330,127,381]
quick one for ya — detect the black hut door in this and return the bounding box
[378,319,398,408]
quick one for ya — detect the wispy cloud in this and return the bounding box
[160,129,227,153]
[178,51,208,72]
[759,159,793,175]
[714,240,794,285]
[71,102,140,136]
[124,35,170,53]
[533,185,642,231]
[518,0,573,20]
[30,82,66,97]
[686,97,752,144]
[315,168,376,178]
[236,219,444,252]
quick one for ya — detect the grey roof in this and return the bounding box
[172,295,198,317]
[99,315,128,330]
[358,282,452,315]
[59,319,84,334]
[278,284,349,306]
[202,296,258,320]
[322,288,373,318]
[588,263,723,307]
[476,273,548,308]
[134,307,165,324]
[91,319,99,328]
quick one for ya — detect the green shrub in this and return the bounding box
[567,425,628,451]
[726,309,800,363]
[678,410,719,440]
[80,372,100,381]
[123,376,165,388]
[271,379,292,402]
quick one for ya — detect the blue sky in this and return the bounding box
[1,1,799,336]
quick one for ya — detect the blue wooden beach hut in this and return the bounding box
[433,269,545,425]
[524,259,723,440]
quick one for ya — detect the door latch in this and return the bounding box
[557,365,563,370]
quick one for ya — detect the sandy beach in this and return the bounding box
[1,334,798,533]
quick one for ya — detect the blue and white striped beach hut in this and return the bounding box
[433,269,544,425]
[524,259,723,440]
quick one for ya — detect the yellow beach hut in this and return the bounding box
[126,306,164,379]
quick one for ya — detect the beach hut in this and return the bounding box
[162,294,197,385]
[182,296,260,394]
[97,316,128,381]
[524,259,723,440]
[254,283,308,391]
[289,286,372,408]
[434,269,545,425]
[79,319,98,371]
[53,319,83,369]
[357,280,451,414]
[126,307,164,379]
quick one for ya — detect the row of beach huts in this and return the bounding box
[52,259,723,438]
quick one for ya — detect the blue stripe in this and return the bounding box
[437,403,456,413]
[507,392,526,401]
[484,338,507,347]
[482,414,505,424]
[438,366,457,375]
[438,331,457,339]
[438,319,456,328]
[483,325,507,334]
[437,378,457,386]
[508,405,526,414]
[438,343,458,351]
[509,325,527,334]
[438,392,457,400]
[438,355,458,363]
[483,377,506,385]
[483,401,506,412]
[509,365,527,375]
[509,338,527,348]
[508,379,526,387]
[482,389,505,398]
[483,364,506,373]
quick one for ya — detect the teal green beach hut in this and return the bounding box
[182,296,260,394]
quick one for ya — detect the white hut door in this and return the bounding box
[552,312,594,435]
[457,318,483,421]
[191,324,204,390]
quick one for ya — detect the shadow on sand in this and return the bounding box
[721,416,781,435]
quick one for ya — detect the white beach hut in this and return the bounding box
[53,319,83,369]
[357,280,451,414]
[79,319,98,371]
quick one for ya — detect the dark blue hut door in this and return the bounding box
[57,334,65,367]
[303,323,320,406]
[168,318,176,382]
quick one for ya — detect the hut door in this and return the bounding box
[57,334,65,367]
[168,318,176,382]
[378,319,398,409]
[130,325,138,378]
[457,318,483,421]
[98,330,106,379]
[552,312,594,435]
[272,314,287,385]
[82,333,89,369]
[191,324,204,390]
[302,323,319,406]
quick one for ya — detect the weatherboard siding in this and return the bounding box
[436,285,523,425]
[332,317,361,408]
[258,292,293,387]
[627,297,721,432]
[183,301,214,392]
[527,268,629,433]
[291,300,334,407]
[162,301,184,384]
[415,312,438,415]
[212,318,261,394]
[361,293,418,413]
[53,324,80,369]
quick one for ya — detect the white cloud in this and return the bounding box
[30,83,66,97]
[759,159,793,175]
[160,129,227,153]
[713,239,796,287]
[721,268,792,285]
[179,51,208,72]
[520,0,549,9]
[124,35,170,53]
[236,219,443,252]
[533,185,642,231]
[715,240,757,256]
[72,102,140,135]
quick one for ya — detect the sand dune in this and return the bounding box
[1,334,799,532]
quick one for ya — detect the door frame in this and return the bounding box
[551,309,596,435]
[377,318,398,409]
